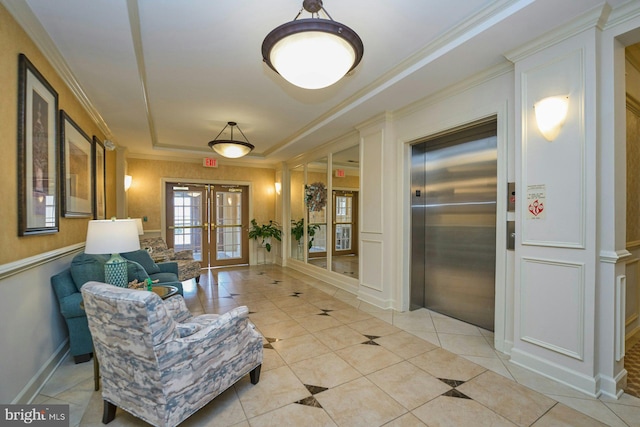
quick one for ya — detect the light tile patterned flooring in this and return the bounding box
[35,265,640,426]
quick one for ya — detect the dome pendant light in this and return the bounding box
[207,122,255,159]
[262,0,364,90]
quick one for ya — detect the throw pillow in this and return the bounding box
[70,253,110,292]
[122,249,161,274]
[126,260,151,283]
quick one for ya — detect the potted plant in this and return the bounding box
[291,218,320,250]
[248,219,282,252]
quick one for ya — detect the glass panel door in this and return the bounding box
[166,183,249,268]
[166,184,206,265]
[211,185,249,267]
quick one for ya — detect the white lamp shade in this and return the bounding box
[271,31,356,89]
[534,96,569,141]
[134,218,144,235]
[124,175,133,191]
[85,219,141,254]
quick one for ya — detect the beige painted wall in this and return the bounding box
[0,4,109,265]
[126,158,276,231]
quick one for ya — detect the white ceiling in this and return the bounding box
[4,0,627,165]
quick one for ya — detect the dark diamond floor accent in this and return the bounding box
[263,343,274,349]
[229,293,241,296]
[290,294,300,297]
[442,389,471,399]
[272,280,281,284]
[221,296,234,299]
[362,340,380,346]
[321,309,333,313]
[439,378,465,388]
[266,337,280,343]
[364,335,380,340]
[295,396,323,408]
[317,312,330,316]
[305,384,328,395]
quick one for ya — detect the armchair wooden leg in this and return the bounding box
[102,400,117,424]
[250,364,261,384]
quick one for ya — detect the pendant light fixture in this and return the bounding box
[262,0,364,90]
[207,122,254,159]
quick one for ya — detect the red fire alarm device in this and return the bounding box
[335,169,345,178]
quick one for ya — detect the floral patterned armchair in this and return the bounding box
[140,237,202,282]
[81,282,263,426]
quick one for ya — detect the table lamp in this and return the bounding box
[85,219,140,287]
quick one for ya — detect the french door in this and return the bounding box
[165,183,249,268]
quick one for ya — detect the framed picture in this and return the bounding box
[17,53,60,236]
[93,136,106,219]
[60,110,94,218]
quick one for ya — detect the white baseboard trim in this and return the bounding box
[510,348,599,398]
[13,340,69,404]
[597,369,627,399]
[285,259,359,296]
[357,289,394,310]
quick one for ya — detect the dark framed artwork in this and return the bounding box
[17,53,60,236]
[93,136,106,219]
[60,110,94,218]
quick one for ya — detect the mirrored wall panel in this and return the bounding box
[290,165,305,260]
[331,146,359,279]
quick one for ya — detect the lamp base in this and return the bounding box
[105,253,128,287]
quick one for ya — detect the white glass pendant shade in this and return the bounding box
[534,96,569,141]
[207,122,254,158]
[210,141,254,159]
[271,31,356,89]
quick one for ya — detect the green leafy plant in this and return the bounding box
[248,219,282,252]
[291,218,320,250]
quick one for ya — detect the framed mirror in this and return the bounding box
[331,146,360,279]
[306,158,328,269]
[289,165,305,260]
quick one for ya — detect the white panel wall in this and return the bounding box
[511,30,599,396]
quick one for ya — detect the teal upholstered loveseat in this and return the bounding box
[51,251,183,363]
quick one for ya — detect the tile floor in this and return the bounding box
[34,265,640,426]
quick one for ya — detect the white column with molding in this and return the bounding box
[510,28,600,396]
[358,114,397,308]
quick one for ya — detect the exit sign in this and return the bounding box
[335,169,345,178]
[203,157,218,168]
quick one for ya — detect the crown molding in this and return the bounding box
[1,0,113,140]
[504,3,611,63]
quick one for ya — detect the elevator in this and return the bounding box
[410,120,497,331]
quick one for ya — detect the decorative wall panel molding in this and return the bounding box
[361,130,384,233]
[361,238,383,292]
[521,49,586,248]
[520,257,585,360]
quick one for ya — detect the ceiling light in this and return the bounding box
[207,122,255,159]
[262,0,364,90]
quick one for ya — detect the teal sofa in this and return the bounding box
[51,251,183,363]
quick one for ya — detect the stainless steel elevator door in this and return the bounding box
[411,121,497,331]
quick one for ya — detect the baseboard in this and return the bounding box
[13,340,69,404]
[597,369,627,399]
[510,347,599,398]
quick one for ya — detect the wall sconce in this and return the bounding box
[275,182,282,195]
[124,175,133,191]
[534,96,569,141]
